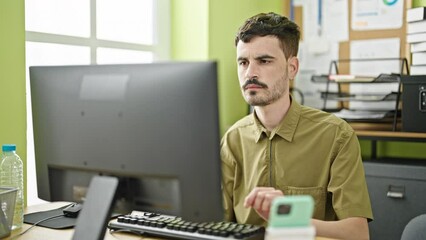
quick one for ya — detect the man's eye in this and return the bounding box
[239,61,247,66]
[260,60,270,64]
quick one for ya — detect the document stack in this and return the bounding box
[407,6,426,75]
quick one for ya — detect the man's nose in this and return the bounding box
[245,63,259,79]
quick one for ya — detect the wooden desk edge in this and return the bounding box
[355,130,426,139]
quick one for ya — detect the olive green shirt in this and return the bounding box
[221,100,373,226]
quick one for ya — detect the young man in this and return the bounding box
[221,12,373,240]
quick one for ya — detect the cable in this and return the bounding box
[10,213,65,239]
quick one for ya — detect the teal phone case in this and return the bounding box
[268,195,314,228]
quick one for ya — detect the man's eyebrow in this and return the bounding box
[255,54,275,60]
[237,55,275,62]
[237,56,248,62]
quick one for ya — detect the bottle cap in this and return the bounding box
[2,144,16,152]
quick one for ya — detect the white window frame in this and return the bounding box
[26,0,170,63]
[25,0,170,205]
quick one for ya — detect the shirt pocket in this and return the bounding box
[279,185,327,220]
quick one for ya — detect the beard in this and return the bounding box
[242,74,288,107]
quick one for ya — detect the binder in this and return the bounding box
[407,7,426,22]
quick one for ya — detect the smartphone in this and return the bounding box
[268,195,314,228]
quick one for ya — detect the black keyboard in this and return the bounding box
[108,211,265,240]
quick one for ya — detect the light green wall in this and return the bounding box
[0,0,27,202]
[171,0,284,135]
[360,140,426,159]
[171,0,209,60]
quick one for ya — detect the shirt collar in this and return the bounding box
[252,97,301,143]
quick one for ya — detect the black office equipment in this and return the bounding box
[108,211,265,240]
[401,75,426,132]
[62,203,83,218]
[364,159,426,240]
[72,176,118,240]
[29,62,222,223]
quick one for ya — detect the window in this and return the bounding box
[25,0,170,205]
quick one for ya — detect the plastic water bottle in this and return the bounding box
[0,144,24,230]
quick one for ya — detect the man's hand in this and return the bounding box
[243,187,284,220]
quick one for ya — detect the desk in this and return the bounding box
[356,130,426,160]
[7,202,334,240]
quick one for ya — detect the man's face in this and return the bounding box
[236,36,294,106]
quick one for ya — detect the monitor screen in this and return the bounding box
[29,61,222,222]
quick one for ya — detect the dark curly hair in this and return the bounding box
[235,12,300,59]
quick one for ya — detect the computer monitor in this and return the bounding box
[29,61,222,222]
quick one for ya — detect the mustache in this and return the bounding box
[242,78,268,89]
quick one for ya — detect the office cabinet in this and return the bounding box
[401,75,426,133]
[364,160,426,240]
[356,131,426,240]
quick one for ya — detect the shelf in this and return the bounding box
[312,58,409,131]
[311,74,329,83]
[335,109,396,121]
[350,122,401,131]
[363,157,426,165]
[334,92,398,102]
[312,73,401,83]
[319,92,397,102]
[355,129,426,161]
[354,128,426,160]
[356,130,426,142]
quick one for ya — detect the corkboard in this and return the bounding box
[285,0,412,73]
[285,0,411,105]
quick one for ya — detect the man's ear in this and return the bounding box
[287,56,299,80]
